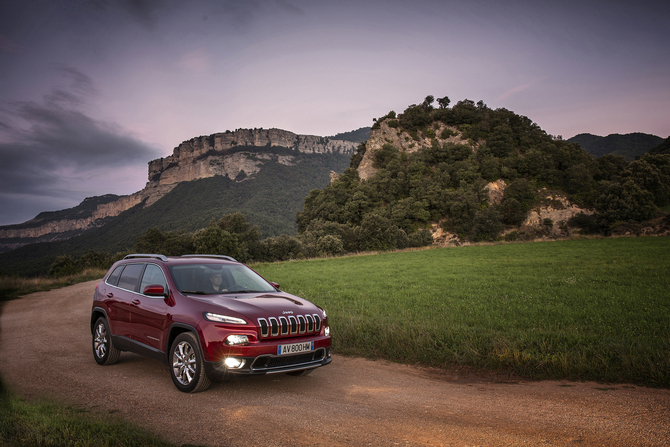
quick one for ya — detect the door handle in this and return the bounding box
[132,299,141,305]
[107,293,114,298]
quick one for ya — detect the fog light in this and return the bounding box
[226,334,249,345]
[224,357,245,369]
[324,326,331,337]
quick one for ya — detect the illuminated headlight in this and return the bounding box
[225,334,249,346]
[204,313,247,324]
[223,357,245,369]
[324,326,331,337]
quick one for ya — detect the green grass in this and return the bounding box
[254,237,670,387]
[0,379,184,447]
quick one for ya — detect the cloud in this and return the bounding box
[496,84,531,101]
[0,67,160,224]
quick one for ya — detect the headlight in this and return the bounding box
[225,334,249,346]
[324,326,331,337]
[204,313,247,324]
[223,357,245,369]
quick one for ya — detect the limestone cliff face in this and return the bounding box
[0,128,356,250]
[148,128,356,186]
[357,120,466,180]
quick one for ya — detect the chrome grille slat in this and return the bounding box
[279,316,289,335]
[257,318,269,337]
[257,314,323,338]
[269,317,279,337]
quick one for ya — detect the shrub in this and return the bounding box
[472,207,504,242]
[409,229,434,247]
[317,235,345,257]
[49,256,79,278]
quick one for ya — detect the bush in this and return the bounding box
[409,229,434,247]
[49,256,79,278]
[317,235,345,257]
[472,207,504,241]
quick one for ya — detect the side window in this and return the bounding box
[116,264,145,292]
[140,264,168,294]
[106,265,125,286]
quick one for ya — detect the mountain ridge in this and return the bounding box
[0,128,357,252]
[567,132,664,160]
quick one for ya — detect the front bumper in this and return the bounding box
[204,347,332,379]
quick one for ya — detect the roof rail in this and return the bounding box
[123,254,169,262]
[181,254,238,262]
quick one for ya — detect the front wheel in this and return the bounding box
[170,332,211,393]
[92,317,120,365]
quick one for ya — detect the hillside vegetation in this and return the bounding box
[297,96,670,247]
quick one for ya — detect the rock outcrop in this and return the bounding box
[0,128,357,251]
[357,120,466,180]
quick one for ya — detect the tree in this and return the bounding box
[422,95,435,110]
[472,207,504,241]
[487,124,515,158]
[595,180,656,231]
[437,96,451,109]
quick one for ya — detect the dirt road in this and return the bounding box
[0,280,668,446]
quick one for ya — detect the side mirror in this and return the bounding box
[269,281,280,290]
[143,284,168,297]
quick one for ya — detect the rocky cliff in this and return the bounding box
[0,128,357,251]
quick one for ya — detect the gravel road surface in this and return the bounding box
[1,280,668,446]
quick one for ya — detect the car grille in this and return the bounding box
[257,314,322,338]
[250,348,327,372]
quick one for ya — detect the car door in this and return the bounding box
[108,263,146,341]
[130,263,169,353]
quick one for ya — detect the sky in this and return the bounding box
[1,0,669,226]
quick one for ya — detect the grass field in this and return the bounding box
[254,237,670,387]
[1,237,668,445]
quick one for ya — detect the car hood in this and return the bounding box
[191,291,321,319]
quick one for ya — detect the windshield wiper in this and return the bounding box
[181,290,208,295]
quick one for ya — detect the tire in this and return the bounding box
[286,368,315,377]
[92,317,121,365]
[170,332,211,393]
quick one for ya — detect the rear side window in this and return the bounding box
[140,264,168,294]
[116,264,145,292]
[106,265,125,286]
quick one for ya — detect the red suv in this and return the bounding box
[91,254,332,392]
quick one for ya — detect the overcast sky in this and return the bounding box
[1,0,669,226]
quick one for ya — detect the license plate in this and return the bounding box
[277,341,314,355]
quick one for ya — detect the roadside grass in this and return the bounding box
[0,268,107,301]
[0,378,184,447]
[254,236,670,387]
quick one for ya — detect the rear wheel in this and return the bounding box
[170,332,211,393]
[92,317,120,365]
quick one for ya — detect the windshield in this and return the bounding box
[168,263,276,295]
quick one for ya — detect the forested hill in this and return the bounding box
[296,96,670,250]
[568,133,664,160]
